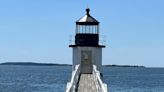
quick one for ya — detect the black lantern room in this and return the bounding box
[70,8,105,47]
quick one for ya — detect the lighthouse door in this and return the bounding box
[81,50,92,74]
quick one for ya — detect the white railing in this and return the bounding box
[99,35,106,46]
[66,64,81,92]
[69,35,75,45]
[93,65,108,92]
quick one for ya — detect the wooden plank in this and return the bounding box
[77,74,97,92]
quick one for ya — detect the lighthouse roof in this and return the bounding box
[76,8,99,25]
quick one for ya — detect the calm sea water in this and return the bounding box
[0,65,164,92]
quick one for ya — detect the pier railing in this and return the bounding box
[93,65,108,92]
[66,64,80,92]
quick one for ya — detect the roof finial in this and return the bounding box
[86,8,90,16]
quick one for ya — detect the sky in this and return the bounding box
[0,0,164,67]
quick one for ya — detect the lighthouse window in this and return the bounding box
[85,25,87,33]
[95,25,97,34]
[80,25,82,33]
[92,25,94,34]
[82,25,84,33]
[94,25,95,33]
[83,25,86,33]
[95,25,99,34]
[93,25,96,34]
[76,24,99,34]
[85,25,88,33]
[77,25,80,33]
[89,25,91,33]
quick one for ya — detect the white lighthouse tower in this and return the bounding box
[69,8,105,74]
[66,8,108,92]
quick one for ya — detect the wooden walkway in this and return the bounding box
[77,74,97,92]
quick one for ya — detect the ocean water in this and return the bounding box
[0,65,164,92]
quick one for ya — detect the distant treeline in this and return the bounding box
[0,62,145,67]
[104,64,145,68]
[0,62,71,66]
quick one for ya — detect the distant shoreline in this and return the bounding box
[0,62,71,66]
[103,64,145,68]
[0,62,145,67]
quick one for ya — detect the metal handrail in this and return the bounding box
[93,65,108,92]
[66,64,80,92]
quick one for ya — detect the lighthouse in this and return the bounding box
[69,8,105,74]
[66,8,108,92]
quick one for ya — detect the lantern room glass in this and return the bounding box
[76,24,99,34]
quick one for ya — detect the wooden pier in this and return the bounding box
[77,74,97,92]
[66,65,108,92]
